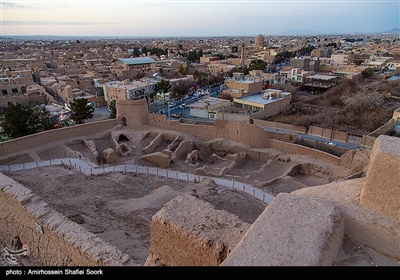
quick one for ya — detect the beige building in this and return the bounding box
[233,89,291,113]
[186,96,231,119]
[386,60,400,71]
[221,72,264,99]
[103,78,157,105]
[1,58,44,70]
[207,63,237,75]
[279,67,314,84]
[117,57,157,72]
[330,53,353,66]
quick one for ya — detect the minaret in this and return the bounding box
[241,40,245,68]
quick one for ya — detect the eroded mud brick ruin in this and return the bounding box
[0,99,399,266]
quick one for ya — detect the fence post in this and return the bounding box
[243,185,245,192]
[176,172,178,180]
[263,193,265,203]
[79,166,81,173]
[147,167,149,174]
[187,174,189,182]
[253,189,255,197]
[91,168,93,176]
[49,159,52,165]
[166,170,168,178]
[23,163,25,170]
[36,161,38,168]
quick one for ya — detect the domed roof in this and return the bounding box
[255,34,265,40]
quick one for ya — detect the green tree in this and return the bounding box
[131,47,141,57]
[155,79,172,102]
[275,51,293,63]
[68,98,94,124]
[193,70,209,87]
[31,104,51,132]
[0,102,38,139]
[172,80,192,98]
[248,59,267,71]
[108,100,116,119]
[362,68,375,79]
[178,63,188,75]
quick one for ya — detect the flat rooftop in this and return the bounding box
[236,93,284,105]
[306,74,338,80]
[187,96,228,108]
[118,57,156,65]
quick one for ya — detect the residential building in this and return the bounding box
[290,57,320,71]
[385,60,400,71]
[303,74,339,93]
[221,72,264,99]
[186,96,231,119]
[103,78,157,105]
[117,57,157,72]
[330,53,353,67]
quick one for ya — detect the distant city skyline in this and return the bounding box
[1,0,399,37]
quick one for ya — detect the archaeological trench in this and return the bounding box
[0,98,399,266]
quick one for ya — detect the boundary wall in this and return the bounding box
[252,119,306,133]
[0,173,136,266]
[269,139,341,165]
[1,113,343,166]
[0,120,115,157]
[147,114,269,148]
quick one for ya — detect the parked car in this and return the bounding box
[325,142,336,146]
[169,101,176,107]
[171,113,182,119]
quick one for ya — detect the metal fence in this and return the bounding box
[0,158,275,204]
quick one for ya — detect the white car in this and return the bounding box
[169,101,176,107]
[325,142,336,146]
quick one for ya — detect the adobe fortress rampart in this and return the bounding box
[0,99,399,266]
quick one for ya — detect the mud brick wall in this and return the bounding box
[360,135,400,218]
[145,194,250,266]
[0,173,136,266]
[0,120,115,157]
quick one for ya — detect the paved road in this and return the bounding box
[261,126,360,150]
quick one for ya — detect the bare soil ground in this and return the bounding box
[0,127,358,266]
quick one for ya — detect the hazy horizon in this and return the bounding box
[1,0,399,37]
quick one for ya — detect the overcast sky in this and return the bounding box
[1,0,399,37]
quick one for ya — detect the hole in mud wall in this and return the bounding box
[118,134,130,143]
[119,117,127,126]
